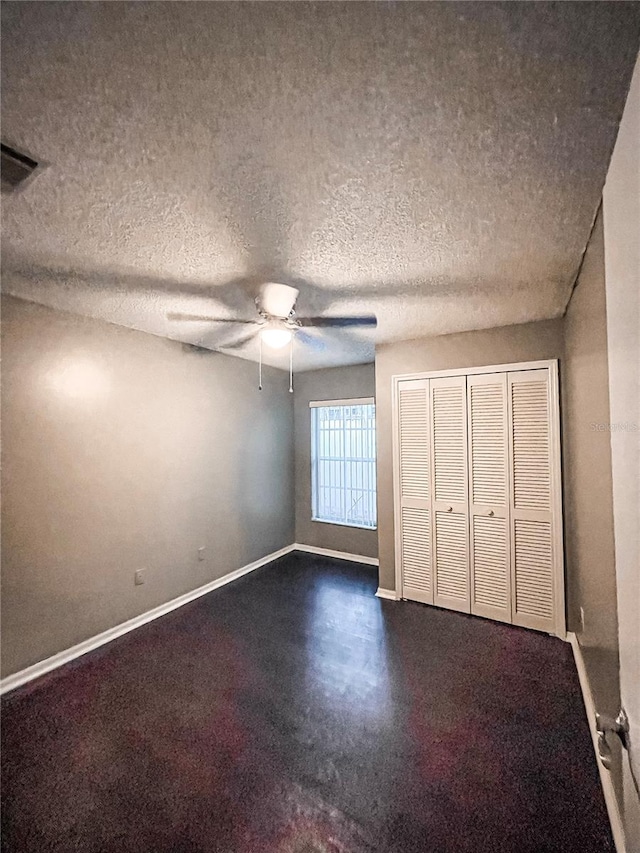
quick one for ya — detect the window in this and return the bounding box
[310,398,377,529]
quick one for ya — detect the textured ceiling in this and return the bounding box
[2,2,639,371]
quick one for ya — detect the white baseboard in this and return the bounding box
[0,544,296,697]
[375,587,398,600]
[1,543,377,696]
[568,632,626,852]
[293,543,379,567]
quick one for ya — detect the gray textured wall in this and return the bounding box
[563,208,622,798]
[1,296,295,677]
[374,319,564,592]
[602,52,640,847]
[294,363,378,559]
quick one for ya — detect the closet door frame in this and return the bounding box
[391,359,565,638]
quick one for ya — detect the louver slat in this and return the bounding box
[401,507,431,597]
[511,381,550,511]
[398,381,432,603]
[470,383,507,506]
[399,388,429,500]
[473,516,508,609]
[431,375,469,613]
[432,385,466,503]
[514,519,553,619]
[435,511,468,600]
[509,369,556,632]
[468,374,511,622]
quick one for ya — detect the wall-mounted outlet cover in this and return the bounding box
[198,547,206,562]
[134,569,145,586]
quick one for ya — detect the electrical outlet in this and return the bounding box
[198,547,206,562]
[134,569,145,586]
[580,606,585,632]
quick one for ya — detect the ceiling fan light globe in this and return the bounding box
[260,327,292,349]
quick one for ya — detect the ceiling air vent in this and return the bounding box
[1,142,40,192]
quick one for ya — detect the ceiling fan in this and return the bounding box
[167,282,376,392]
[167,282,377,352]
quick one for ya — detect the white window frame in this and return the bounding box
[310,397,377,530]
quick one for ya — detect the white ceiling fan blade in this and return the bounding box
[260,282,299,318]
[218,329,258,350]
[296,329,326,351]
[167,313,254,324]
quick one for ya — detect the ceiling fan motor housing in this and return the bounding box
[258,282,299,319]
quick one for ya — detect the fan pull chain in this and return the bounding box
[289,336,293,393]
[258,334,263,391]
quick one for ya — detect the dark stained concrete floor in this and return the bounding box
[1,552,613,852]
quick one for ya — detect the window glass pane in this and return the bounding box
[311,402,376,529]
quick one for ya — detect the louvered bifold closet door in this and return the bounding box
[398,380,433,604]
[467,373,511,623]
[430,376,470,613]
[508,369,555,632]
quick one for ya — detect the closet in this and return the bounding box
[393,361,564,636]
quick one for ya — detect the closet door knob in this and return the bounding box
[488,510,495,517]
[447,506,453,512]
